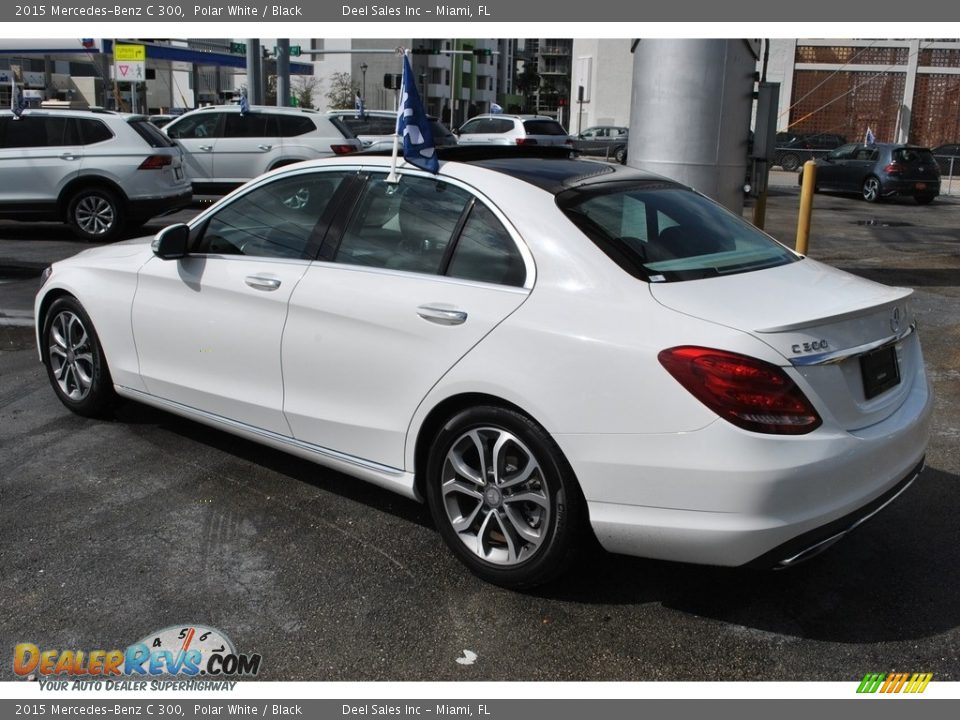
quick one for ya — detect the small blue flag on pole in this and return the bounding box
[396,53,438,174]
[239,90,250,116]
[355,91,365,118]
[865,126,876,145]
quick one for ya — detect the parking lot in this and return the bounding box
[1,185,958,681]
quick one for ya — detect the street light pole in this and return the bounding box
[360,61,368,106]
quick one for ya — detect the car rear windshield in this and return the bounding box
[557,183,798,282]
[523,120,567,136]
[893,147,936,165]
[128,119,177,147]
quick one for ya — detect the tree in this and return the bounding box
[325,72,356,109]
[292,76,320,110]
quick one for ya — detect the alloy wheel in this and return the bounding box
[863,177,881,202]
[48,310,94,401]
[74,195,116,236]
[440,427,550,566]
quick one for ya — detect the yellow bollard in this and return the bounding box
[795,160,817,255]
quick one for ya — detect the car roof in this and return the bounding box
[467,114,559,121]
[334,147,684,194]
[187,105,321,115]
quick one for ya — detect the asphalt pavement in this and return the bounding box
[1,185,958,681]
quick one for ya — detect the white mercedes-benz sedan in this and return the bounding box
[35,149,933,588]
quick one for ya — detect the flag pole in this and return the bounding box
[386,47,407,184]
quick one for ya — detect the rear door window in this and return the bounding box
[446,203,526,287]
[523,120,567,136]
[223,113,279,138]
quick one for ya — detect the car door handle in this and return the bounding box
[245,275,282,291]
[199,145,214,151]
[59,153,78,160]
[258,144,273,151]
[417,305,467,325]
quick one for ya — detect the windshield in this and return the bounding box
[557,183,799,282]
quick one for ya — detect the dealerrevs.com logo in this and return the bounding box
[857,672,933,694]
[14,625,261,689]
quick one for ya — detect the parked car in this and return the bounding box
[776,132,847,171]
[35,148,931,588]
[799,143,940,203]
[456,114,572,147]
[326,109,457,152]
[163,105,361,194]
[573,125,628,163]
[147,114,176,129]
[0,108,191,241]
[931,143,960,176]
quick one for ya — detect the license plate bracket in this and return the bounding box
[860,345,900,400]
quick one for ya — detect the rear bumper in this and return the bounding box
[558,360,933,567]
[128,189,193,219]
[880,178,940,197]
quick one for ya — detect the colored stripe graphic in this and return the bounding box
[857,673,886,693]
[857,672,932,694]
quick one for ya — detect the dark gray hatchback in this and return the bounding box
[799,143,941,204]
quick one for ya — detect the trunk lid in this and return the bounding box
[650,258,921,431]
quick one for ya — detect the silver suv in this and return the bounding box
[456,114,572,147]
[0,109,191,241]
[164,105,362,194]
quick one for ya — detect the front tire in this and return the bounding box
[67,187,124,242]
[424,406,585,589]
[862,176,882,203]
[42,296,115,417]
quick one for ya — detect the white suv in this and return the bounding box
[164,105,362,194]
[0,109,191,241]
[326,109,458,152]
[456,114,572,147]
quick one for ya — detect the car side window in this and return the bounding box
[459,119,483,134]
[276,115,316,137]
[167,113,221,139]
[2,116,71,148]
[335,176,471,274]
[223,113,279,138]
[76,119,113,145]
[492,118,515,133]
[194,172,348,258]
[829,144,859,160]
[447,203,526,287]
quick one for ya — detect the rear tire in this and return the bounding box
[915,194,936,205]
[67,187,124,242]
[42,296,115,417]
[614,146,627,165]
[862,176,882,203]
[424,406,585,589]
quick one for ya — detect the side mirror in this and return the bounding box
[152,223,190,260]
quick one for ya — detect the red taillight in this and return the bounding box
[138,155,173,170]
[330,144,356,155]
[883,162,903,175]
[516,138,538,145]
[658,346,822,435]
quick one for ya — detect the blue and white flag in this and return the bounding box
[355,91,365,118]
[239,90,250,116]
[490,102,503,114]
[11,77,25,119]
[396,53,438,174]
[865,126,876,145]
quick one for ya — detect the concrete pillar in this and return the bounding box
[276,38,290,107]
[627,39,757,213]
[898,39,920,143]
[246,39,262,105]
